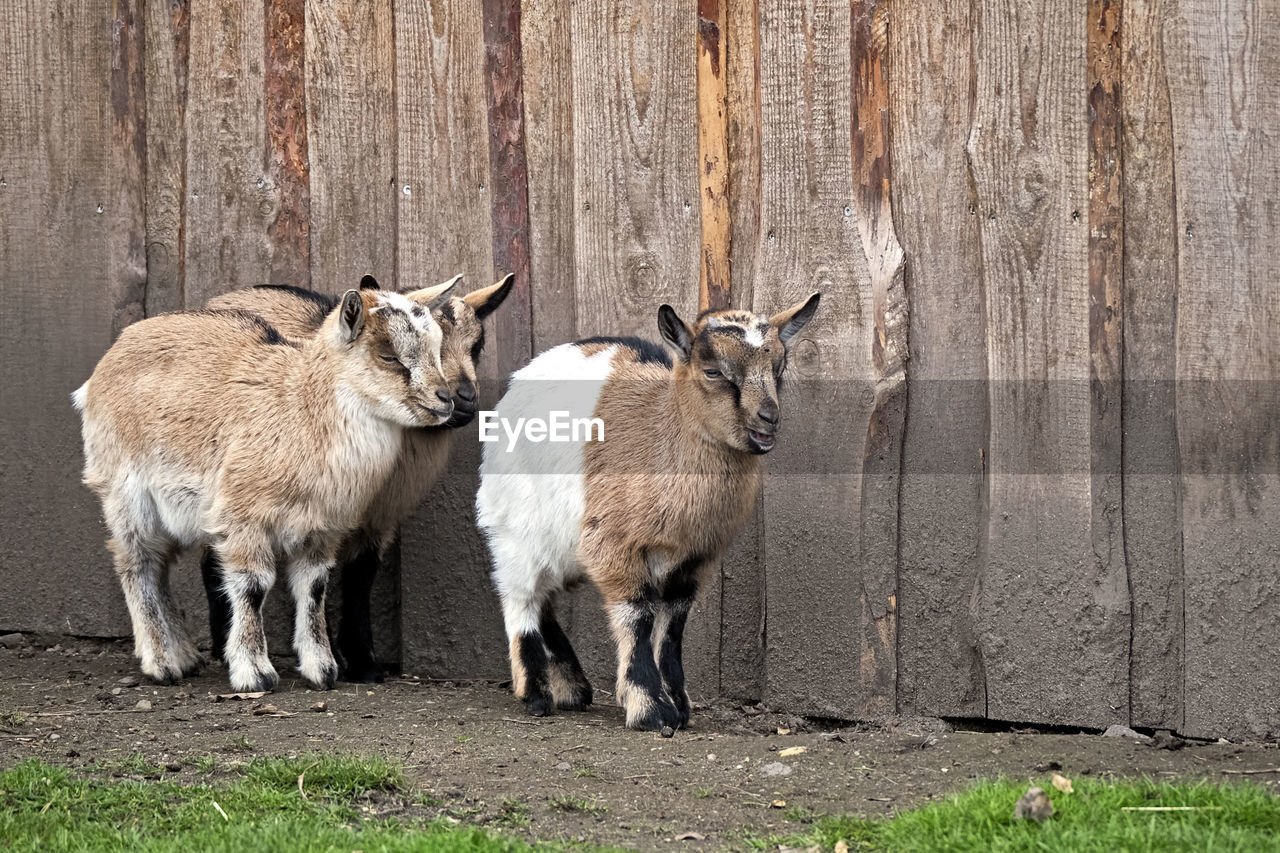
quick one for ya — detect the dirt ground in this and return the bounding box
[2,637,1277,851]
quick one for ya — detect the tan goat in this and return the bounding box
[74,278,457,691]
[476,295,820,731]
[198,275,514,681]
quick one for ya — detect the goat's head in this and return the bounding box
[329,275,460,428]
[658,293,821,454]
[429,273,516,427]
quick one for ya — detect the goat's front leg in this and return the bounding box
[653,556,702,729]
[286,544,340,691]
[216,533,279,692]
[602,579,683,733]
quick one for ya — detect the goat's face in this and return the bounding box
[332,280,459,428]
[659,293,821,454]
[430,274,515,428]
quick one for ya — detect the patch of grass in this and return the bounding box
[456,736,474,744]
[92,753,162,777]
[695,786,715,799]
[573,766,597,778]
[548,793,608,817]
[0,710,29,727]
[496,798,531,827]
[191,754,216,775]
[787,777,1280,853]
[222,735,255,753]
[0,758,604,853]
[784,804,816,823]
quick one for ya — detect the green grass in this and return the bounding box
[0,758,576,853]
[789,776,1280,853]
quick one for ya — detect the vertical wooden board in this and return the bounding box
[394,0,506,679]
[697,0,731,311]
[1121,0,1183,730]
[521,0,576,352]
[305,0,399,664]
[1166,0,1280,741]
[570,0,700,338]
[562,0,712,691]
[755,0,878,718]
[889,0,988,718]
[305,0,395,293]
[718,0,766,701]
[0,1,142,636]
[265,0,311,288]
[144,0,190,315]
[183,0,272,304]
[967,0,1128,725]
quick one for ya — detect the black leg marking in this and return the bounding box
[516,632,553,717]
[621,587,681,731]
[200,548,231,661]
[540,602,593,709]
[658,556,702,727]
[336,543,383,683]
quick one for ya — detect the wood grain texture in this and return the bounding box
[0,0,136,636]
[483,0,534,375]
[265,0,310,288]
[716,0,766,701]
[755,0,878,718]
[305,0,395,292]
[143,0,190,315]
[967,0,1128,725]
[109,0,148,335]
[394,0,505,679]
[184,0,272,304]
[521,0,576,352]
[697,0,731,311]
[1165,0,1280,741]
[570,0,700,338]
[850,0,906,719]
[890,0,988,718]
[1120,0,1183,731]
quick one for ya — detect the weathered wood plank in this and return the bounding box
[1121,0,1183,731]
[483,0,534,375]
[717,0,766,701]
[756,0,878,718]
[967,0,1128,726]
[305,0,394,292]
[850,0,906,719]
[394,0,505,679]
[143,0,190,315]
[521,0,576,352]
[890,0,988,718]
[697,0,730,311]
[1165,0,1280,741]
[265,0,310,288]
[184,0,271,304]
[0,1,142,636]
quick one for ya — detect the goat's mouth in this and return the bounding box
[746,428,776,454]
[444,401,478,428]
[414,401,454,423]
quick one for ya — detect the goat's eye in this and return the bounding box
[379,354,401,365]
[703,368,722,380]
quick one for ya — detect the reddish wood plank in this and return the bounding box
[483,0,534,375]
[264,0,310,287]
[697,0,731,311]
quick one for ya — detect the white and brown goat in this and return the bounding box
[197,275,514,681]
[475,295,821,731]
[74,278,457,691]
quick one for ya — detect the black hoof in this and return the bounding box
[241,669,279,693]
[629,694,682,732]
[556,683,594,711]
[180,656,207,678]
[340,664,384,684]
[523,691,553,717]
[306,664,340,691]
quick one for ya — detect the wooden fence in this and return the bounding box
[1,0,1276,741]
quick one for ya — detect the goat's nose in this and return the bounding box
[456,379,477,403]
[757,401,779,426]
[436,389,453,405]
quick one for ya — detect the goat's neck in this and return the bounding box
[667,373,759,479]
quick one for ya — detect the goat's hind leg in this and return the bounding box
[104,489,195,684]
[334,538,384,684]
[287,548,339,690]
[540,598,592,710]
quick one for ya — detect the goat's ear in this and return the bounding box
[405,273,463,306]
[359,274,381,290]
[657,304,694,361]
[338,290,366,342]
[770,292,821,345]
[463,273,515,322]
